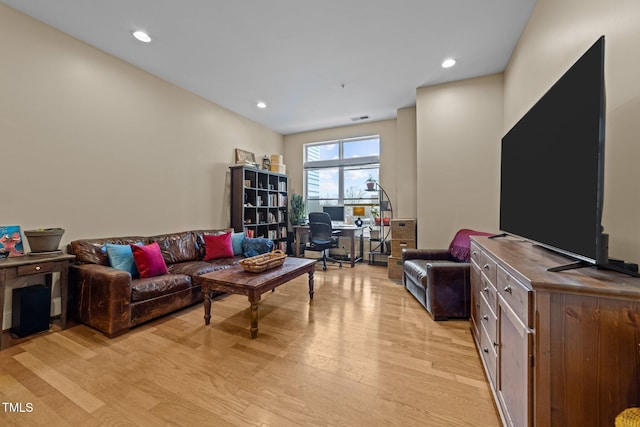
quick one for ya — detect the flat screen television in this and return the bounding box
[500,36,610,271]
[323,205,345,222]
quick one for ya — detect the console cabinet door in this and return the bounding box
[497,294,533,427]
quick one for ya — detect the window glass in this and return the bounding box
[343,137,379,159]
[303,136,380,224]
[305,142,339,162]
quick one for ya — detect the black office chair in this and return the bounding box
[307,212,342,270]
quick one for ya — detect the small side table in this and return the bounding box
[0,253,75,350]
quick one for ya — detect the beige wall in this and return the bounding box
[395,107,418,219]
[283,119,399,215]
[0,4,283,244]
[416,74,504,248]
[505,0,640,262]
[0,5,282,327]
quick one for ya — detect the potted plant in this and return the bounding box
[371,206,381,226]
[366,175,376,191]
[289,193,305,226]
[24,228,65,253]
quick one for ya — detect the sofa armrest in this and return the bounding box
[425,262,471,319]
[69,264,132,337]
[402,248,451,262]
[425,261,470,282]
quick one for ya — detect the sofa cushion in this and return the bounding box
[449,229,493,262]
[149,231,200,264]
[104,242,141,275]
[168,258,241,277]
[131,242,169,278]
[131,274,191,302]
[70,236,149,265]
[203,233,234,260]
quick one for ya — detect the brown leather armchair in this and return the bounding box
[402,229,493,320]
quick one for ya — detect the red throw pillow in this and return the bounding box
[131,242,169,278]
[449,229,494,262]
[203,232,234,260]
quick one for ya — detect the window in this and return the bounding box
[304,136,380,224]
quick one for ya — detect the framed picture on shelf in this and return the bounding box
[0,225,25,257]
[235,148,256,165]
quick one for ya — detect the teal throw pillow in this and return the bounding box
[104,242,141,276]
[231,232,245,256]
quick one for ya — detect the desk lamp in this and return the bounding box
[352,207,365,227]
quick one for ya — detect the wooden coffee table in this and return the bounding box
[194,257,316,338]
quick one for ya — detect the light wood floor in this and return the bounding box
[0,263,500,426]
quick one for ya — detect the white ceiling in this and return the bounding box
[1,0,536,135]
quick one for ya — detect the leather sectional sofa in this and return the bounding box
[68,229,244,337]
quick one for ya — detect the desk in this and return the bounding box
[293,225,363,267]
[0,253,75,349]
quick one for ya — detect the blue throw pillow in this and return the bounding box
[104,242,141,275]
[242,237,274,258]
[231,232,245,256]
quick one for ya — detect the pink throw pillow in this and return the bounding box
[131,242,169,278]
[203,232,234,260]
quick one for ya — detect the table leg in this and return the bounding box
[308,270,315,300]
[203,287,212,325]
[60,262,69,330]
[250,301,259,338]
[349,230,356,267]
[0,270,5,350]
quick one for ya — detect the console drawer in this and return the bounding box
[480,272,497,314]
[479,290,497,342]
[470,241,482,266]
[480,321,497,387]
[481,251,498,285]
[17,262,53,276]
[497,265,533,327]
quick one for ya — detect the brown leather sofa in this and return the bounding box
[68,229,243,337]
[402,229,492,320]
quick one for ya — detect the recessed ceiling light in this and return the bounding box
[442,58,456,68]
[256,101,267,109]
[133,30,151,43]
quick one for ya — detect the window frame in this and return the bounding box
[303,135,380,216]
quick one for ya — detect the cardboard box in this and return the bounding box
[391,239,416,257]
[390,219,416,240]
[388,255,403,280]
